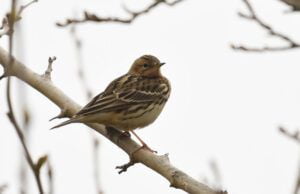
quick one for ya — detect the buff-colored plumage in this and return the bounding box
[51,55,171,148]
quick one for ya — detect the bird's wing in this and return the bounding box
[75,75,170,116]
[75,74,126,116]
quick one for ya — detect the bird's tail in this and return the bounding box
[50,118,78,130]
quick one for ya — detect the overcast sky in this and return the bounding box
[0,0,300,194]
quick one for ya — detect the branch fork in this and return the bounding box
[232,0,300,52]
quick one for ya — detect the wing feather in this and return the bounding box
[74,74,170,117]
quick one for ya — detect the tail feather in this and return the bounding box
[50,118,78,130]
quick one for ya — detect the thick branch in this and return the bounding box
[56,0,185,27]
[0,46,222,194]
[231,0,300,52]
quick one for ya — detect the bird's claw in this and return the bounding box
[116,159,136,174]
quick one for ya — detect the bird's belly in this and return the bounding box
[116,103,165,131]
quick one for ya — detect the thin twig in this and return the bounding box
[56,0,185,27]
[279,126,300,143]
[0,0,37,38]
[0,0,37,78]
[6,49,45,194]
[279,126,300,194]
[6,0,44,193]
[70,25,104,194]
[17,0,38,17]
[209,160,223,190]
[294,157,300,194]
[47,159,54,194]
[0,18,9,38]
[231,0,300,52]
[93,139,104,194]
[70,26,92,98]
[42,56,56,80]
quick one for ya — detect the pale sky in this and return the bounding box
[0,0,299,194]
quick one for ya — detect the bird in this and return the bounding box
[51,55,171,152]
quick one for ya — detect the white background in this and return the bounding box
[0,0,299,194]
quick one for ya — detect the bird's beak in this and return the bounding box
[159,62,166,67]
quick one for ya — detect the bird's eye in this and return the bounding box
[143,63,150,68]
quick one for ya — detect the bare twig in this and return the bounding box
[70,26,92,98]
[6,47,45,194]
[47,159,54,194]
[17,0,38,17]
[231,0,300,52]
[19,102,31,194]
[294,157,300,194]
[209,160,223,190]
[0,0,37,79]
[0,0,37,39]
[5,54,46,193]
[0,18,9,38]
[56,0,185,27]
[93,139,104,194]
[279,126,300,143]
[70,25,104,194]
[42,56,56,80]
[5,0,44,193]
[0,46,222,194]
[279,126,300,194]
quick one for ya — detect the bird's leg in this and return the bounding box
[130,130,157,153]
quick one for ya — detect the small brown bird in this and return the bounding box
[52,55,171,152]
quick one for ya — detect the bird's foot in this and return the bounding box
[116,158,136,174]
[120,131,131,138]
[115,143,156,174]
[106,126,131,144]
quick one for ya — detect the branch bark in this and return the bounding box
[0,46,224,194]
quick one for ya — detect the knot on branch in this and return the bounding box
[170,171,187,189]
[42,56,56,80]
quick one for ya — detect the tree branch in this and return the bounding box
[6,60,45,194]
[4,0,44,193]
[279,126,300,144]
[56,0,185,27]
[279,126,300,194]
[0,46,224,194]
[231,0,300,52]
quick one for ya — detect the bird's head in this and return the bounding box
[129,55,165,77]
